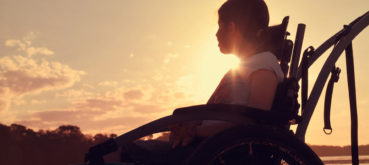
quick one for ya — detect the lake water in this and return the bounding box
[321,155,369,165]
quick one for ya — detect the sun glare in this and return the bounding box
[195,41,241,101]
[226,55,241,69]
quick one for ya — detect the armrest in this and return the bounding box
[173,104,297,125]
[84,104,295,164]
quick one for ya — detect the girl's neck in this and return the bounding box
[235,42,264,60]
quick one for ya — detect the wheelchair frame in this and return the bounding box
[85,11,369,165]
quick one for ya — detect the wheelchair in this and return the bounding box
[84,11,369,165]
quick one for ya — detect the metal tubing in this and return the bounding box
[345,43,359,165]
[296,31,340,79]
[297,11,369,80]
[290,24,306,78]
[296,11,369,140]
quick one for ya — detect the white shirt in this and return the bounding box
[202,51,284,127]
[207,51,284,106]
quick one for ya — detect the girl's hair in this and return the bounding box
[218,0,282,54]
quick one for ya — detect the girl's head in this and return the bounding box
[216,0,271,56]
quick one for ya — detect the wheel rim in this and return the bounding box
[209,138,305,165]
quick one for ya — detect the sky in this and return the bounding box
[0,0,368,146]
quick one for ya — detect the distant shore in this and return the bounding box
[321,155,369,164]
[310,145,369,156]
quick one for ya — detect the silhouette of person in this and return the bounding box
[170,0,284,150]
[115,0,285,164]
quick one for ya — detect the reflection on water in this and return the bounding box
[321,155,369,165]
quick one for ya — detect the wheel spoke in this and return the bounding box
[185,126,323,165]
[210,142,305,165]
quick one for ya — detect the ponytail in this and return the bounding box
[260,24,287,56]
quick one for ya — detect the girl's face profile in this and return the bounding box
[216,20,233,54]
[216,19,244,55]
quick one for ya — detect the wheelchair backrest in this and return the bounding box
[269,16,301,123]
[268,16,294,77]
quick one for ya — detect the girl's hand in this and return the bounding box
[168,121,201,148]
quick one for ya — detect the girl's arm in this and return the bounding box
[247,69,278,110]
[174,70,279,146]
[195,70,278,137]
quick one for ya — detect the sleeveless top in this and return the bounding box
[201,51,284,127]
[207,51,284,106]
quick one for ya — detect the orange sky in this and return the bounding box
[0,0,368,146]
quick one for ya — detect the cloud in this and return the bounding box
[12,99,27,106]
[16,107,152,134]
[173,92,185,99]
[56,89,92,98]
[74,98,123,112]
[26,47,54,57]
[35,110,104,122]
[17,113,152,134]
[0,98,11,113]
[30,99,46,105]
[5,40,27,51]
[167,53,179,58]
[163,58,170,64]
[2,55,199,135]
[0,56,84,95]
[98,81,118,87]
[0,38,85,111]
[123,89,144,100]
[5,39,54,57]
[105,85,154,102]
[163,53,179,64]
[167,41,173,46]
[84,116,151,132]
[131,104,166,114]
[12,81,189,134]
[9,98,43,106]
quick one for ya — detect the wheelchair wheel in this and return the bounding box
[185,125,323,165]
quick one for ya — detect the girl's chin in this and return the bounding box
[219,47,231,54]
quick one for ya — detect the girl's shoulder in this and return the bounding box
[242,51,278,67]
[239,51,284,82]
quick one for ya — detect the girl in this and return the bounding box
[170,0,284,149]
[119,0,284,164]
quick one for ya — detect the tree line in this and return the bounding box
[0,123,116,165]
[1,123,368,165]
